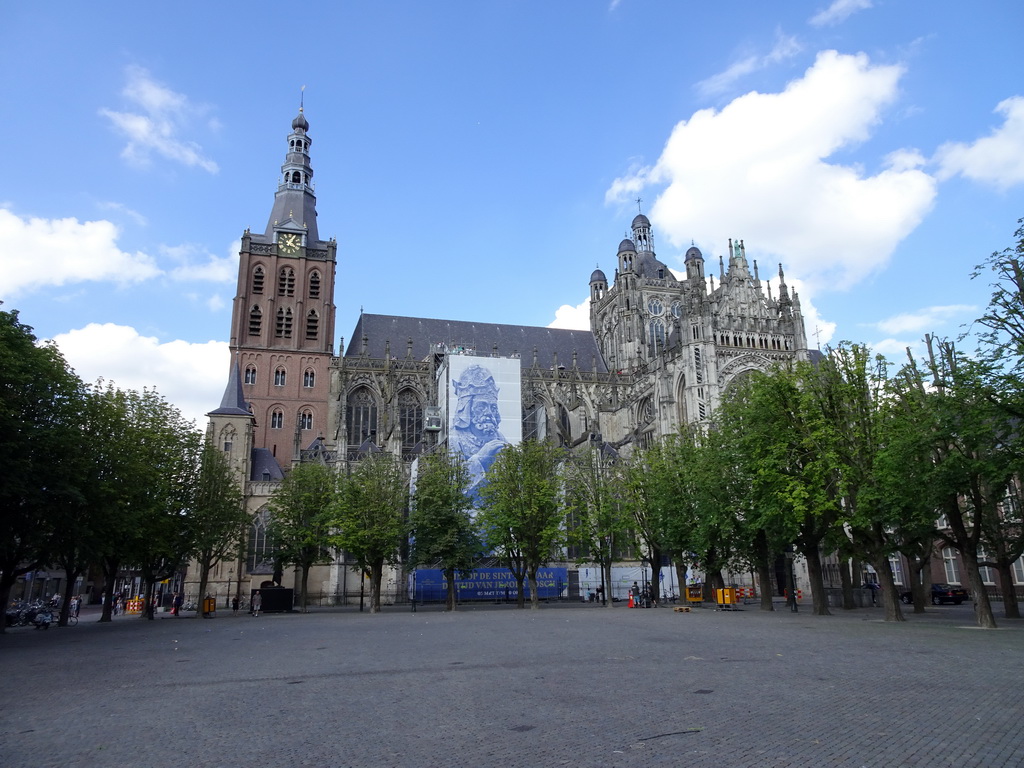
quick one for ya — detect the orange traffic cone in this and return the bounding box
[628,593,634,608]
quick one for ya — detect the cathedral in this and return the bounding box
[197,109,811,604]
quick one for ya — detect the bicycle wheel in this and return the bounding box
[66,615,78,626]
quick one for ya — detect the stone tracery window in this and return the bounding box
[346,386,378,447]
[398,389,423,455]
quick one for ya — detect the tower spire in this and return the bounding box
[264,98,318,241]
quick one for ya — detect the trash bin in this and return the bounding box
[202,597,217,617]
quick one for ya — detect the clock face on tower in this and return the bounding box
[278,233,301,254]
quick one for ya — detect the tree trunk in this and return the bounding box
[996,561,1020,618]
[99,558,118,623]
[300,564,311,613]
[803,546,831,616]
[369,561,384,614]
[0,577,14,634]
[872,554,905,622]
[603,561,614,607]
[839,558,855,610]
[58,565,81,627]
[444,567,456,611]
[527,568,540,610]
[752,531,774,612]
[961,552,998,629]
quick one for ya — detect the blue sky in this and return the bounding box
[2,1,1022,426]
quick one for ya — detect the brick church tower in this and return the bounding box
[226,106,337,462]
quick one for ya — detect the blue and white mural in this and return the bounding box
[443,355,522,501]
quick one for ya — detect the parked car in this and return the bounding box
[899,583,970,605]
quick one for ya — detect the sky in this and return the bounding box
[2,1,1023,427]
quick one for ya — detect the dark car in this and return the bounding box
[899,583,970,605]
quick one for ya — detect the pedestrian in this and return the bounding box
[631,581,640,607]
[173,592,184,616]
[251,591,262,617]
[231,595,239,615]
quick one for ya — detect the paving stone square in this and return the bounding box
[2,601,1021,767]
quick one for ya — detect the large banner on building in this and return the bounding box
[410,567,567,602]
[443,355,522,500]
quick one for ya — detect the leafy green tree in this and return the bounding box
[267,461,337,612]
[124,391,205,620]
[723,363,843,616]
[408,450,480,611]
[478,440,565,609]
[908,336,1014,628]
[331,454,408,614]
[0,308,86,631]
[189,442,247,616]
[563,443,632,606]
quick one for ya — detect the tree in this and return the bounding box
[0,308,86,632]
[331,454,408,614]
[188,442,247,617]
[408,450,480,611]
[723,363,842,616]
[563,443,632,606]
[477,440,565,609]
[267,461,337,612]
[123,391,205,620]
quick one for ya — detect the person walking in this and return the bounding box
[231,595,239,615]
[172,592,184,616]
[251,591,262,618]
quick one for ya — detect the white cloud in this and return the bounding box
[874,304,975,336]
[0,208,160,296]
[696,33,802,98]
[100,65,219,173]
[162,241,237,283]
[809,0,872,28]
[52,323,229,428]
[548,297,591,330]
[934,96,1024,189]
[97,201,148,227]
[607,50,937,293]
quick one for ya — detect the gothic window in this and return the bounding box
[275,308,293,338]
[676,374,688,425]
[648,319,666,350]
[308,271,321,299]
[274,368,286,387]
[291,171,301,183]
[306,310,319,340]
[647,297,664,316]
[271,409,283,429]
[346,387,378,446]
[244,366,257,385]
[252,266,264,295]
[247,509,273,573]
[249,306,262,337]
[220,425,237,453]
[278,267,295,297]
[671,300,682,318]
[637,396,654,425]
[303,369,315,388]
[299,409,313,431]
[398,389,423,455]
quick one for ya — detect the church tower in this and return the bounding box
[227,106,337,462]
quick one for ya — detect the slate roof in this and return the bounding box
[208,363,251,417]
[344,313,608,373]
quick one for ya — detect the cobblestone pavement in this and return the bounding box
[2,600,1022,768]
